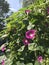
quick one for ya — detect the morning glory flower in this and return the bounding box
[37,56,43,63]
[1,44,6,52]
[26,30,36,39]
[1,60,5,65]
[47,7,49,14]
[23,38,30,45]
[25,10,31,15]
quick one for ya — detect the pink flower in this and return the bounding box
[47,7,49,14]
[1,60,5,65]
[37,56,43,63]
[23,38,30,45]
[25,10,30,15]
[1,45,6,52]
[26,30,36,39]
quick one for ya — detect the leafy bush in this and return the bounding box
[0,0,49,65]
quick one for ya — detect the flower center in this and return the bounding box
[27,12,29,15]
[25,40,28,43]
[30,34,33,37]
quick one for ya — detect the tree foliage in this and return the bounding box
[0,0,9,17]
[0,0,9,32]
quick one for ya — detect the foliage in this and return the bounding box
[0,0,9,32]
[0,0,49,65]
[0,0,9,17]
[22,0,49,7]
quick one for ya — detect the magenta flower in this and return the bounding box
[26,30,36,39]
[25,10,30,15]
[1,46,6,52]
[47,7,49,14]
[23,38,30,45]
[37,56,43,63]
[1,60,5,65]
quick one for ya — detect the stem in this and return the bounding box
[38,62,42,65]
[27,14,28,19]
[45,60,46,65]
[39,63,41,65]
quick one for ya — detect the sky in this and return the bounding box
[6,0,22,12]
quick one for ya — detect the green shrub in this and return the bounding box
[1,0,49,65]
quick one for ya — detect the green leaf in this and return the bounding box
[35,61,39,65]
[16,61,25,65]
[36,46,44,52]
[28,43,36,51]
[47,48,49,54]
[26,63,33,65]
[35,61,45,65]
[18,46,25,52]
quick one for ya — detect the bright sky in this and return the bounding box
[6,0,22,12]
